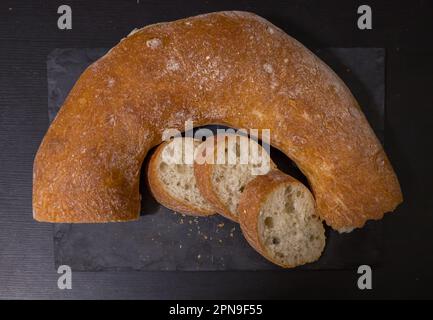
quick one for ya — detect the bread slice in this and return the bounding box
[194,134,275,222]
[238,170,326,268]
[147,137,215,216]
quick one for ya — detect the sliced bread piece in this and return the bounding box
[147,137,215,216]
[238,170,326,268]
[194,134,275,222]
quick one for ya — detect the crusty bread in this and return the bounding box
[147,137,215,216]
[238,170,325,268]
[33,11,402,230]
[194,134,275,222]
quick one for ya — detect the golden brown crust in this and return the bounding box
[147,140,215,216]
[194,135,239,222]
[238,170,312,268]
[33,11,402,228]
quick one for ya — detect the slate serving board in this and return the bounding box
[48,47,385,271]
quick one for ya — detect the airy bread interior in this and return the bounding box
[258,183,325,267]
[211,135,273,217]
[158,137,214,212]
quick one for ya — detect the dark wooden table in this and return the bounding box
[0,0,432,299]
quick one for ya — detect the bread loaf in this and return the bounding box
[33,11,402,230]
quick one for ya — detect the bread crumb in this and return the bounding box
[230,227,236,238]
[217,223,224,228]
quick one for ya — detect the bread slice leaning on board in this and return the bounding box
[238,170,326,268]
[194,134,276,222]
[147,137,215,216]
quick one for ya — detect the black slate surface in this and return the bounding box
[48,47,385,271]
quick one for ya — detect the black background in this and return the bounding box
[0,0,432,299]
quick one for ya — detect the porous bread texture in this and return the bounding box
[238,170,325,268]
[195,134,275,221]
[148,137,214,216]
[258,182,325,267]
[212,163,252,216]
